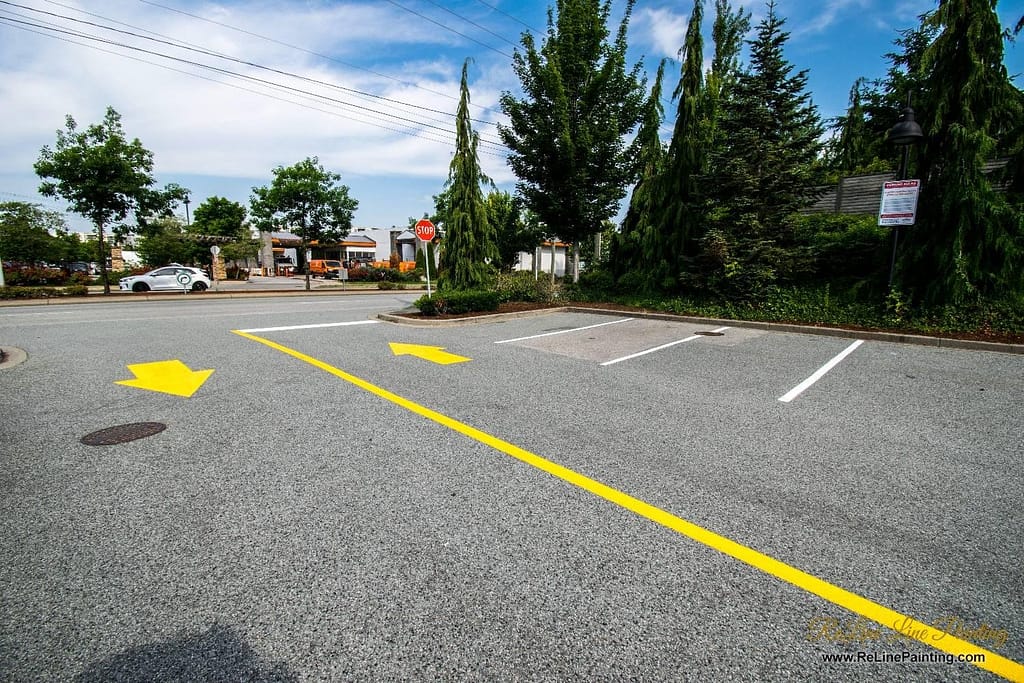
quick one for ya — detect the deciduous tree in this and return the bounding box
[250,157,358,291]
[191,196,248,239]
[34,107,171,293]
[0,202,67,265]
[499,0,645,280]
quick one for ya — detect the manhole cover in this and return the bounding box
[81,422,167,446]
[694,330,725,336]
[0,346,28,370]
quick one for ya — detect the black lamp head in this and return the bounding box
[888,106,924,146]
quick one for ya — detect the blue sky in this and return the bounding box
[1,0,1022,234]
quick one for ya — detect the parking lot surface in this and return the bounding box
[1,296,1021,681]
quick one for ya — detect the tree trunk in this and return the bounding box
[302,240,311,291]
[572,243,580,283]
[97,221,110,295]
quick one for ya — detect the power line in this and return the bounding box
[472,0,543,35]
[0,4,507,150]
[14,0,501,130]
[0,15,509,156]
[380,0,514,59]
[415,0,520,48]
[135,0,495,112]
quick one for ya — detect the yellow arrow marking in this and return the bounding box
[115,360,214,398]
[389,342,470,365]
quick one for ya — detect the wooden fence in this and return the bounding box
[803,160,1008,216]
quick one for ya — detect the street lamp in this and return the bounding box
[183,196,191,226]
[885,101,924,290]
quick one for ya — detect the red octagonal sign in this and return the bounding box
[414,219,436,241]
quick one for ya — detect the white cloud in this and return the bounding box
[632,7,689,59]
[0,0,519,226]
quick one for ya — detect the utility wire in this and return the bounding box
[14,0,501,130]
[0,14,509,156]
[472,0,543,35]
[415,0,520,48]
[380,0,513,59]
[135,0,497,111]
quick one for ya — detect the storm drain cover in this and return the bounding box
[694,330,725,336]
[81,422,167,446]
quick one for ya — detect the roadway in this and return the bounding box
[0,294,1021,681]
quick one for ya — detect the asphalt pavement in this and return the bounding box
[0,295,1021,682]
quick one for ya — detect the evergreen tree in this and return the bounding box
[710,1,823,237]
[825,24,938,178]
[613,59,667,285]
[708,0,751,102]
[439,60,497,290]
[655,0,710,290]
[899,0,1024,303]
[499,0,645,280]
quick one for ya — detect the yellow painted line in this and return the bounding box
[233,329,1023,682]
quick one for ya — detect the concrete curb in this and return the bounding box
[377,305,1024,355]
[377,306,565,326]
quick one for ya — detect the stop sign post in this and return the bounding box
[415,219,436,296]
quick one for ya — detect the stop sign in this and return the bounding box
[414,219,436,241]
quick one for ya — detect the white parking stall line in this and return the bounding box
[237,320,381,333]
[494,318,633,344]
[778,340,864,403]
[600,326,731,367]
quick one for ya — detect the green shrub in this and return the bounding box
[576,267,615,295]
[377,281,405,290]
[4,266,67,286]
[0,286,62,299]
[368,266,401,282]
[494,271,556,303]
[413,293,438,315]
[413,289,500,315]
[63,284,89,297]
[788,214,888,281]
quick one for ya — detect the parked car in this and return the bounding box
[119,266,211,293]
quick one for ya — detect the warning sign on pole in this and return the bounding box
[878,180,921,227]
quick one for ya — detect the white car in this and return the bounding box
[119,266,211,293]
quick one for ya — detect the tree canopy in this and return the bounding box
[899,0,1024,303]
[191,196,248,240]
[34,107,178,292]
[499,0,645,278]
[250,157,358,290]
[0,202,70,264]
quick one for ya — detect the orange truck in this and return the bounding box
[308,259,345,278]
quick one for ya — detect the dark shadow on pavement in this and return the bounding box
[75,623,298,683]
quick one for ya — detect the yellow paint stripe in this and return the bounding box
[233,329,1024,682]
